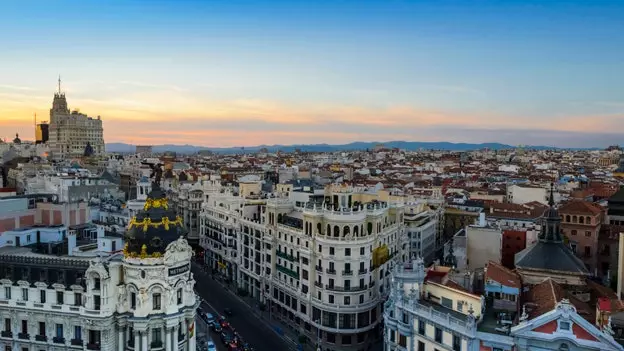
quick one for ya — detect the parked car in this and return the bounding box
[207,340,217,351]
[211,321,222,333]
[204,312,216,326]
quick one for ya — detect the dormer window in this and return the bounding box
[93,278,100,291]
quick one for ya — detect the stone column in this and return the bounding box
[173,324,179,351]
[134,331,140,350]
[117,325,125,350]
[141,330,148,351]
[165,327,172,351]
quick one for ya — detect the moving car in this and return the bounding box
[204,312,216,326]
[211,321,222,333]
[224,307,234,316]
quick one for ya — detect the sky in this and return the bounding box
[0,0,623,148]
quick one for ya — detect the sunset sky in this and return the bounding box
[0,0,622,148]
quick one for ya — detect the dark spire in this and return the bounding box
[540,182,562,243]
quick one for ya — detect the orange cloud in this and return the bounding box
[1,86,622,146]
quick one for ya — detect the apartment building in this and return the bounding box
[200,181,406,350]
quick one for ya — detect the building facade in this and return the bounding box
[200,182,406,350]
[49,90,104,160]
[0,181,198,351]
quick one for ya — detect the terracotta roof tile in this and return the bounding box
[485,261,521,288]
[558,200,603,216]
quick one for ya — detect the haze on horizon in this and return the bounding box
[0,0,622,148]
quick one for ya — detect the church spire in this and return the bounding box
[58,75,61,94]
[541,182,562,243]
[548,182,555,207]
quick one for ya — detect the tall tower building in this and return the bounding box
[49,78,105,160]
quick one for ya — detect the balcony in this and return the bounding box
[178,333,185,342]
[276,264,299,279]
[35,334,48,342]
[358,268,368,275]
[54,336,66,344]
[342,270,353,276]
[87,343,101,350]
[325,285,368,292]
[151,340,163,349]
[18,332,30,340]
[315,266,322,273]
[1,331,12,338]
[314,281,323,288]
[325,268,336,275]
[71,339,84,346]
[276,251,298,262]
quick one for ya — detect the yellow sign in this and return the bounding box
[372,244,389,267]
[218,261,226,269]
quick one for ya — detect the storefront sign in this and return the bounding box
[168,263,190,276]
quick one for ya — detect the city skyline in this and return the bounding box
[1,0,623,148]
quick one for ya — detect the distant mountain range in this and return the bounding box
[105,141,598,154]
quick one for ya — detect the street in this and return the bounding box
[192,263,297,351]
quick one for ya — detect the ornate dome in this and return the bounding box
[123,183,186,259]
[12,133,21,144]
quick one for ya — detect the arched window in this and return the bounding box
[317,223,322,235]
[327,224,331,236]
[277,214,283,224]
[344,226,350,237]
[334,225,340,237]
[565,215,570,222]
[579,216,584,224]
[586,216,591,224]
[367,222,373,235]
[354,226,359,237]
[572,215,577,223]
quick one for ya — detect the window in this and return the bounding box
[177,288,182,304]
[74,293,82,306]
[418,341,425,351]
[153,293,161,310]
[435,327,442,343]
[21,320,27,334]
[329,295,334,303]
[418,320,425,335]
[4,287,11,299]
[21,288,28,301]
[56,324,63,338]
[329,247,334,255]
[360,247,365,255]
[131,292,136,309]
[441,297,453,309]
[152,328,162,346]
[4,318,9,332]
[344,296,350,305]
[74,326,82,340]
[559,321,571,331]
[345,248,351,256]
[359,295,364,304]
[93,278,100,290]
[39,322,45,336]
[585,231,591,237]
[453,334,461,351]
[40,290,46,303]
[56,291,64,304]
[94,295,101,310]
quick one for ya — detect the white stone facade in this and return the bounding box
[200,183,406,350]
[0,237,198,351]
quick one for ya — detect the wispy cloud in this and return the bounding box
[118,80,187,92]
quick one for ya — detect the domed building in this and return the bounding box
[119,181,198,351]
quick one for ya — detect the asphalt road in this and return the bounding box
[192,263,295,351]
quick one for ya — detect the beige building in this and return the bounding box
[49,87,104,160]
